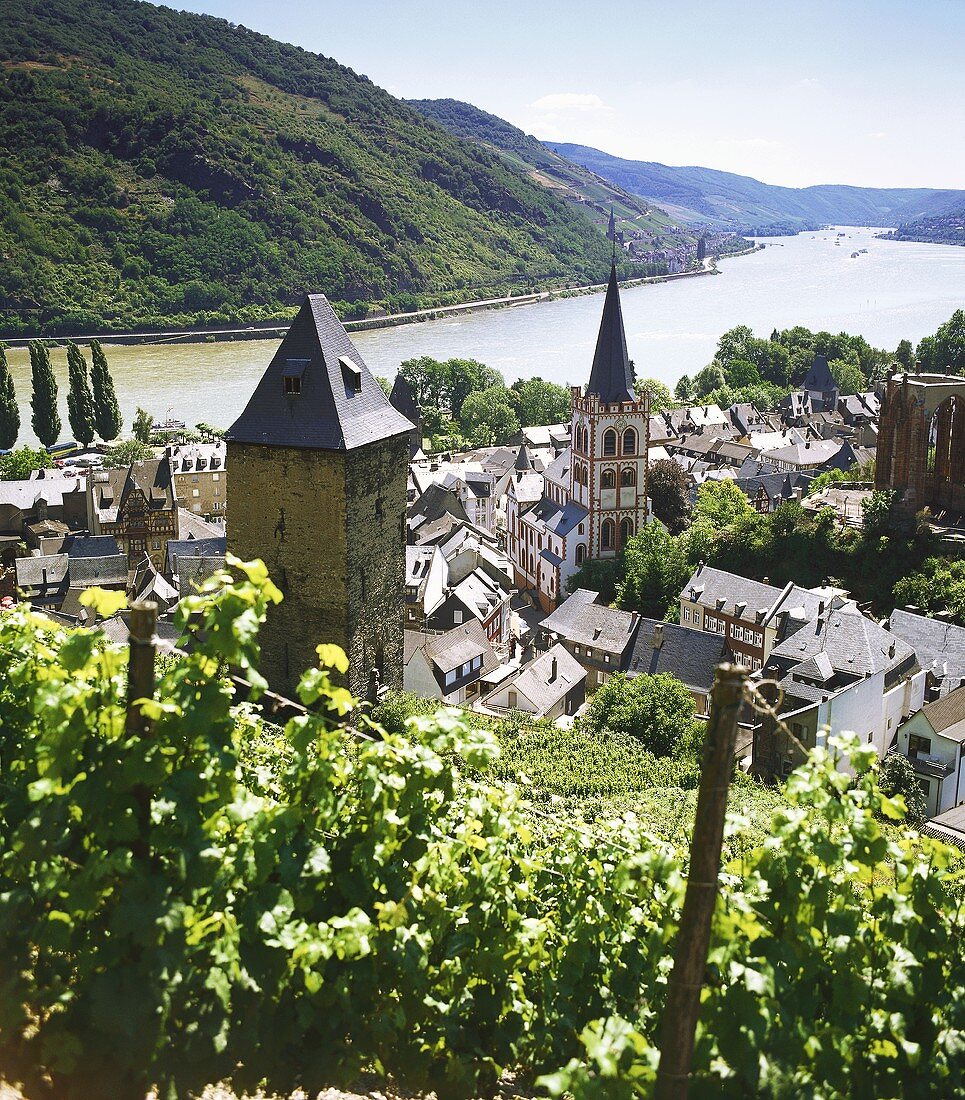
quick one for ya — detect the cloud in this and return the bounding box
[530,92,609,112]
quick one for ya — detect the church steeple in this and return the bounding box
[607,207,616,242]
[586,263,634,404]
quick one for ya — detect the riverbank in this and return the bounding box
[3,265,721,350]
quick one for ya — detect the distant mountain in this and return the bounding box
[407,99,695,248]
[879,207,965,246]
[0,0,616,335]
[545,143,965,234]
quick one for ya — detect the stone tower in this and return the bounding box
[568,263,651,558]
[226,295,414,698]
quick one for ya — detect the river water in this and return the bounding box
[6,226,965,445]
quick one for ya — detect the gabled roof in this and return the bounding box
[501,644,586,712]
[541,588,638,657]
[586,264,635,403]
[227,295,414,451]
[627,618,728,694]
[916,686,965,740]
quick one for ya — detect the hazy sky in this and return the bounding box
[179,0,964,189]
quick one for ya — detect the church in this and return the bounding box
[507,265,651,612]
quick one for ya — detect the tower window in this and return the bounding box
[603,429,617,456]
[576,543,587,564]
[284,375,301,395]
[622,428,637,455]
[601,519,615,549]
[340,356,362,394]
[601,469,615,489]
[621,517,634,545]
[621,468,636,487]
[282,359,308,394]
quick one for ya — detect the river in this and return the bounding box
[6,226,965,446]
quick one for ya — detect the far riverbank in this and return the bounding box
[2,262,732,349]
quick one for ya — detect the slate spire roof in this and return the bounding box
[803,353,837,394]
[514,443,533,471]
[227,295,414,451]
[607,207,616,241]
[586,263,635,404]
[389,372,421,426]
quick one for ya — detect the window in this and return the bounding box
[192,475,199,484]
[909,734,932,757]
[284,375,301,395]
[601,469,615,489]
[620,517,633,545]
[604,654,610,664]
[192,488,200,497]
[578,523,585,535]
[454,610,463,624]
[445,669,456,687]
[214,488,221,496]
[597,671,605,684]
[683,608,690,622]
[622,427,637,455]
[601,519,615,549]
[462,661,472,676]
[152,539,160,551]
[193,503,202,512]
[508,690,518,709]
[603,429,617,456]
[620,468,635,487]
[576,543,587,565]
[212,473,220,481]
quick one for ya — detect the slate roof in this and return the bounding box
[586,264,635,403]
[89,460,175,526]
[889,609,965,696]
[64,534,120,558]
[503,644,586,713]
[681,566,782,619]
[408,483,470,529]
[389,373,421,424]
[627,618,728,694]
[227,295,414,451]
[514,444,533,472]
[916,686,965,741]
[15,553,69,589]
[803,354,837,393]
[541,589,638,657]
[424,621,498,676]
[166,442,226,474]
[760,438,844,468]
[69,555,128,587]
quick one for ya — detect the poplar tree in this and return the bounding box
[66,342,96,447]
[29,341,60,448]
[90,339,122,442]
[0,343,19,450]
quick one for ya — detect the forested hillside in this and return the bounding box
[547,142,965,233]
[880,206,965,246]
[0,0,614,336]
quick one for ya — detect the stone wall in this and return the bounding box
[227,436,407,700]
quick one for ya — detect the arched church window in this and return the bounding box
[603,428,617,456]
[576,543,587,565]
[601,469,615,489]
[601,519,615,549]
[620,517,634,545]
[621,468,635,487]
[622,427,637,455]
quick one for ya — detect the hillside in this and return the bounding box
[547,142,965,233]
[0,0,616,336]
[880,206,965,246]
[406,98,694,248]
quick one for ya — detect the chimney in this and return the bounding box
[550,655,558,682]
[653,623,665,649]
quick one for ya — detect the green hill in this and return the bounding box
[546,142,965,234]
[406,98,693,248]
[880,206,965,246]
[0,0,616,336]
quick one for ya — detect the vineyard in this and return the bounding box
[1,562,964,1099]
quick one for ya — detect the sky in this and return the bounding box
[178,0,965,189]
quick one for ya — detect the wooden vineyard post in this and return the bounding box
[126,601,157,855]
[654,662,749,1100]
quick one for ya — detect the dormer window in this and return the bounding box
[339,356,362,395]
[282,359,308,395]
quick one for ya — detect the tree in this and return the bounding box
[916,309,965,375]
[0,445,52,481]
[447,359,503,419]
[829,357,866,396]
[459,385,520,446]
[28,341,60,448]
[66,342,96,447]
[693,363,726,399]
[877,753,926,825]
[104,438,154,468]
[90,340,122,441]
[638,377,673,414]
[133,406,153,443]
[861,488,898,537]
[566,555,624,605]
[895,338,915,371]
[674,374,695,403]
[511,377,570,427]
[893,557,965,625]
[694,479,753,528]
[0,343,19,450]
[647,458,690,533]
[582,671,698,756]
[618,522,690,620]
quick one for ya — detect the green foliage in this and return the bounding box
[618,522,690,620]
[132,405,152,443]
[638,377,674,414]
[28,340,60,447]
[90,339,121,441]
[0,342,19,449]
[695,479,754,528]
[807,467,849,495]
[916,308,965,375]
[103,437,154,467]
[540,735,965,1100]
[861,488,899,537]
[893,556,965,623]
[0,1,613,335]
[1,568,963,1098]
[511,376,571,427]
[583,672,700,757]
[829,356,866,396]
[65,341,96,446]
[647,458,690,533]
[0,443,51,480]
[567,553,625,605]
[195,421,226,440]
[459,384,520,446]
[878,753,926,826]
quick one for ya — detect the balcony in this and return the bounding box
[907,750,953,780]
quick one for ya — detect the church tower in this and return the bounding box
[226,295,414,698]
[568,264,650,559]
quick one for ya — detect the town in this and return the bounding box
[3,266,963,843]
